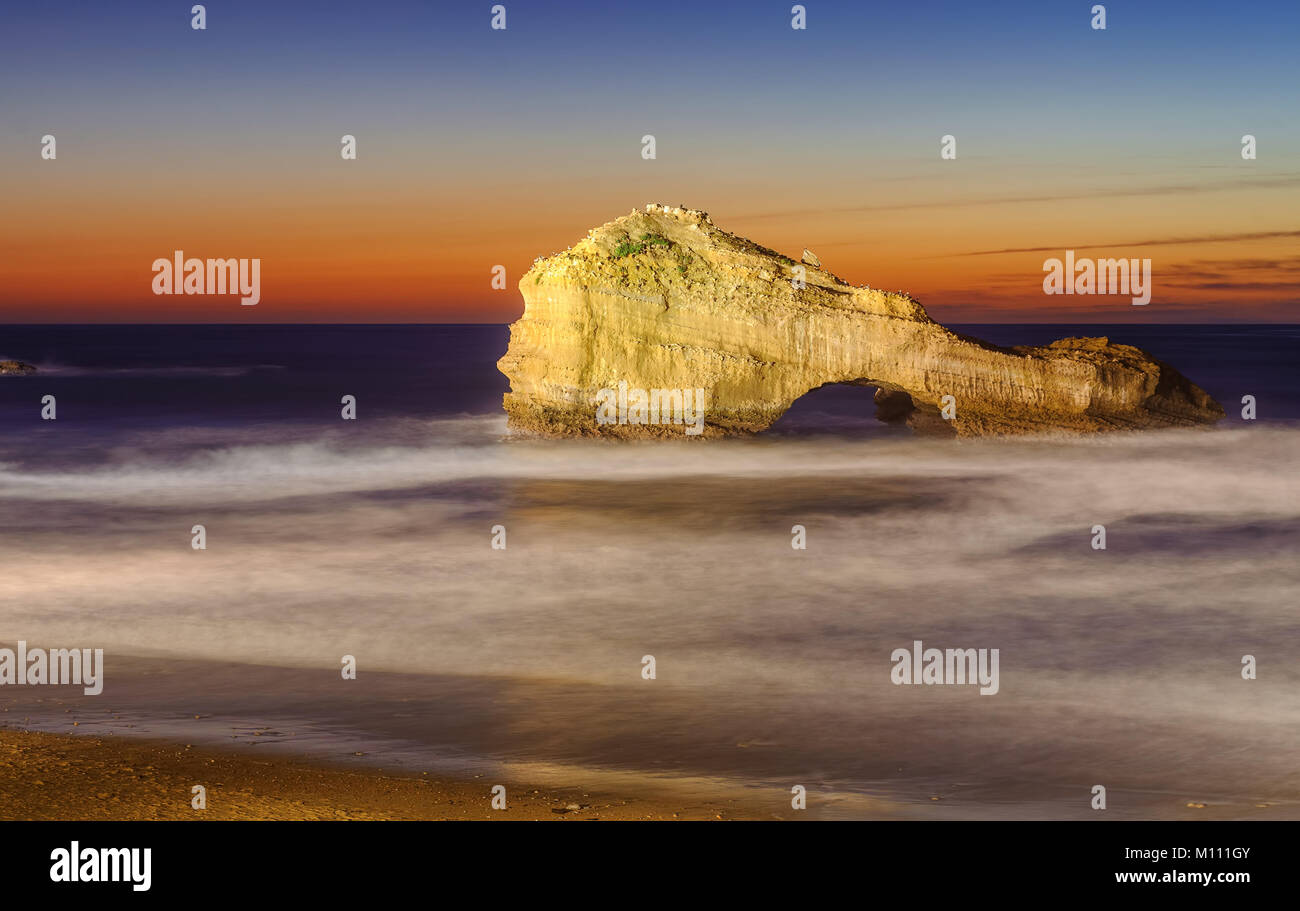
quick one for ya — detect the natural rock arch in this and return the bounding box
[498,204,1223,438]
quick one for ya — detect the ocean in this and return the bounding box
[1,324,1297,819]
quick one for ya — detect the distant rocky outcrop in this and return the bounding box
[0,360,36,376]
[497,204,1224,437]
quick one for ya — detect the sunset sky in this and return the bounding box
[2,0,1297,323]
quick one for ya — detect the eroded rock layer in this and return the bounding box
[497,205,1224,437]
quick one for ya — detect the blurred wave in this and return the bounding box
[1,418,1297,817]
[1,322,1295,817]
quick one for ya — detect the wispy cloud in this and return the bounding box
[958,230,1300,257]
[731,174,1300,223]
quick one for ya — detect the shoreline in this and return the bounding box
[0,729,774,821]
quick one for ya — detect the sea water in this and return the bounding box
[0,324,1296,818]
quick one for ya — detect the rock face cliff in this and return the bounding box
[0,360,36,376]
[497,204,1224,437]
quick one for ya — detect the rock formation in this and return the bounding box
[497,204,1224,437]
[0,360,36,376]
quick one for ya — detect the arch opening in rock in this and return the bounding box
[767,381,917,438]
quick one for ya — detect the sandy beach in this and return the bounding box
[0,729,774,821]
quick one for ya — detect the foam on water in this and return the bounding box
[1,416,1297,817]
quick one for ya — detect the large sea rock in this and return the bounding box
[0,360,36,376]
[497,204,1224,437]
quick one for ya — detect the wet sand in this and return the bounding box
[0,729,771,821]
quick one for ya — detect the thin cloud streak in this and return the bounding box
[730,175,1300,223]
[957,230,1300,257]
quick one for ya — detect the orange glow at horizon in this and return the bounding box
[4,154,1297,324]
